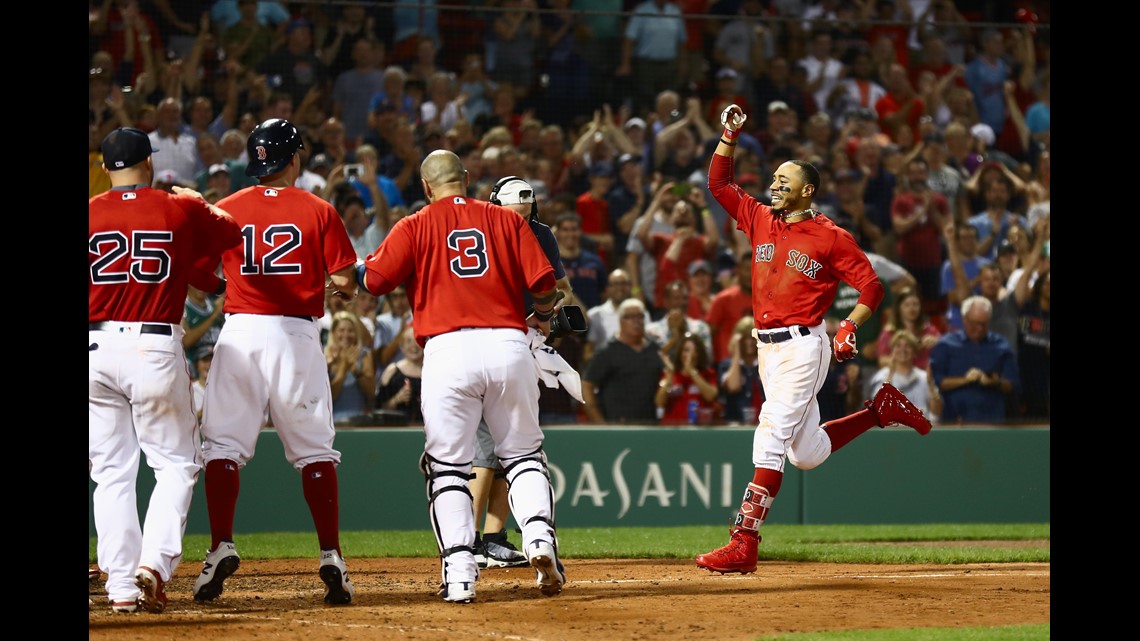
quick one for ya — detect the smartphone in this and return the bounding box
[345,164,364,179]
[671,183,691,197]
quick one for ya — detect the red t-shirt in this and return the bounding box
[216,186,358,318]
[874,92,926,143]
[705,285,753,362]
[648,233,714,309]
[708,154,884,329]
[659,368,719,425]
[89,187,242,323]
[686,294,711,322]
[575,191,612,265]
[891,191,949,269]
[362,196,556,346]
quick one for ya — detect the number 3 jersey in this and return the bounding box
[89,186,242,323]
[216,186,357,318]
[361,196,555,347]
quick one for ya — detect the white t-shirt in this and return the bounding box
[295,170,328,195]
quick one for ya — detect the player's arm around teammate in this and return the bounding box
[89,127,243,613]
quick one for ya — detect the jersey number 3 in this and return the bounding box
[448,229,488,278]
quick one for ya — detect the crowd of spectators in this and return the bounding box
[91,0,1050,427]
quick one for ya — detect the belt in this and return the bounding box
[753,326,810,344]
[88,322,173,336]
[285,315,315,322]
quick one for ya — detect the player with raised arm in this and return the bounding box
[358,150,566,603]
[694,104,933,575]
[90,127,242,613]
[191,118,360,605]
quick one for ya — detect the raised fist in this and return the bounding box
[720,104,747,133]
[833,319,859,362]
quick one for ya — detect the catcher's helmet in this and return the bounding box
[245,118,303,177]
[489,175,538,221]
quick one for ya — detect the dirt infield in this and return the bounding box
[89,557,1050,640]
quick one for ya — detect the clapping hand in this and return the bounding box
[682,350,697,376]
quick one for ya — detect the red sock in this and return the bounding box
[822,408,878,452]
[302,461,341,554]
[751,467,783,497]
[204,459,240,551]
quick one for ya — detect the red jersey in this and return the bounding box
[216,186,358,317]
[362,196,556,346]
[575,191,611,265]
[705,285,753,362]
[89,186,242,324]
[707,154,884,329]
[891,191,949,269]
[659,368,719,425]
[649,233,714,309]
[874,92,926,143]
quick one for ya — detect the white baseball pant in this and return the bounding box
[420,328,557,585]
[89,322,200,603]
[752,321,835,472]
[201,314,341,470]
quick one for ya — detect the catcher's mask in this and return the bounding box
[489,175,538,221]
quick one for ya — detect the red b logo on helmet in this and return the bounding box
[255,146,268,161]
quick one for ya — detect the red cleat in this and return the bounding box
[135,566,169,613]
[695,528,760,574]
[868,382,933,435]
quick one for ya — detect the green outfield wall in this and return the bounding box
[88,426,1049,536]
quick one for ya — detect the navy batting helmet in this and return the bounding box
[245,118,303,177]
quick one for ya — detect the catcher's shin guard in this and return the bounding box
[501,447,558,547]
[419,452,479,586]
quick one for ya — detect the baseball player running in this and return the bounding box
[695,105,933,574]
[90,127,242,613]
[358,151,566,603]
[192,119,360,605]
[471,176,575,569]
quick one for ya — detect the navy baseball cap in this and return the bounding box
[102,127,157,170]
[589,162,615,178]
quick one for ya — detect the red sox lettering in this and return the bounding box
[785,250,823,279]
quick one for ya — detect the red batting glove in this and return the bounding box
[834,319,859,362]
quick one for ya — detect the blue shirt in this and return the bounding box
[561,250,608,310]
[964,57,1009,136]
[624,1,686,61]
[210,1,290,31]
[940,255,990,331]
[350,175,406,210]
[967,211,1029,261]
[929,331,1020,424]
[717,356,763,423]
[393,0,439,44]
[1025,101,1050,135]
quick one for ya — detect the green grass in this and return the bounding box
[91,523,1049,564]
[755,624,1049,641]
